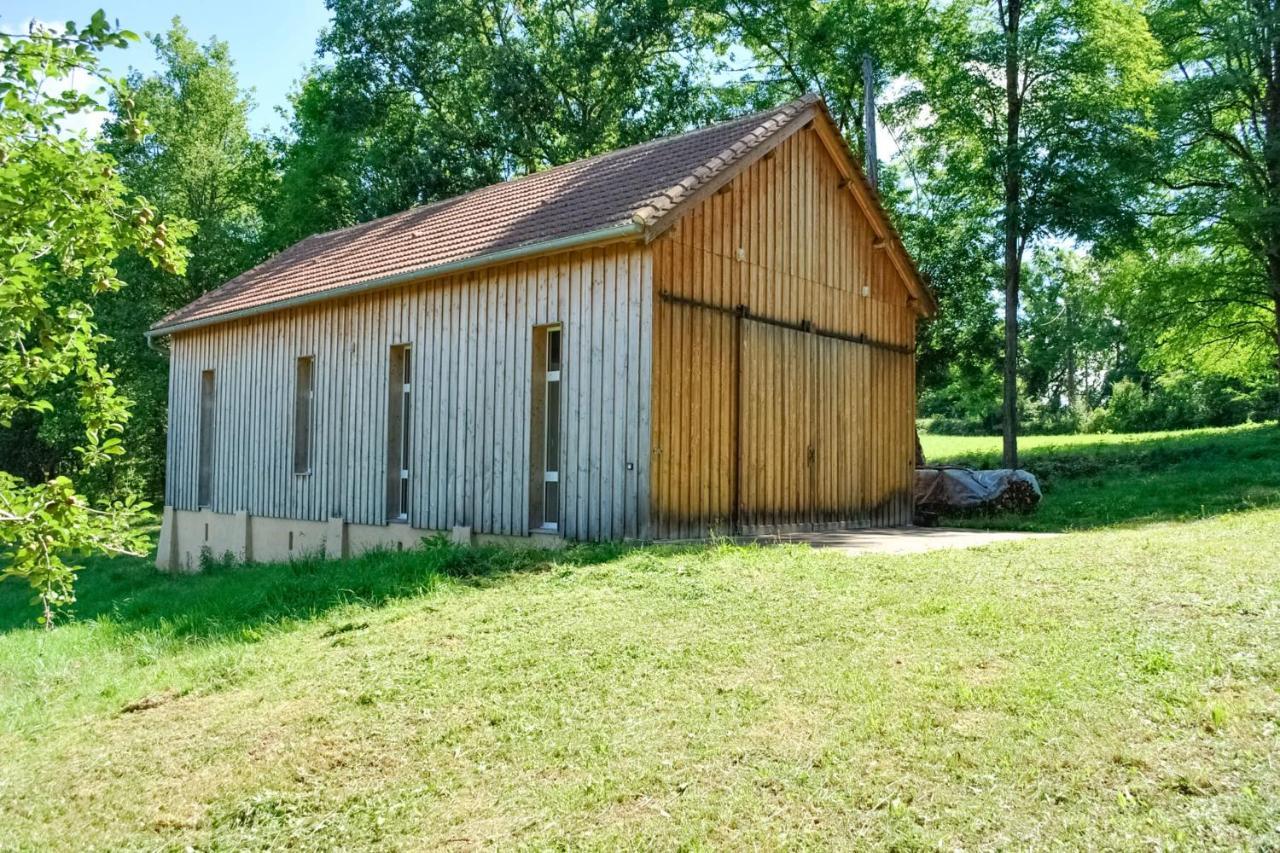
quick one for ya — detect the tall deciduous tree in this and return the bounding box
[270,0,729,245]
[903,0,1161,465]
[1148,0,1280,387]
[0,13,191,624]
[96,20,276,501]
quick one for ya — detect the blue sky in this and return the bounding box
[2,1,331,133]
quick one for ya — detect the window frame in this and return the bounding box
[386,344,412,522]
[293,355,316,476]
[529,325,562,532]
[197,369,215,509]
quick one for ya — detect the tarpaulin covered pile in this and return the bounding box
[914,467,1042,515]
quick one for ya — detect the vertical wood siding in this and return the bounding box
[165,244,653,540]
[650,127,919,539]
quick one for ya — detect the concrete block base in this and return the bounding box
[325,516,348,560]
[155,507,562,570]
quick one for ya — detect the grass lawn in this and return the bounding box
[4,504,1280,847]
[920,422,1280,530]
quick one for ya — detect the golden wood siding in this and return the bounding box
[649,127,918,539]
[165,244,653,540]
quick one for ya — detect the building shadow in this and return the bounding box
[0,538,641,638]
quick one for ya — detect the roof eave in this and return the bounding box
[628,96,938,320]
[634,98,820,241]
[147,221,645,339]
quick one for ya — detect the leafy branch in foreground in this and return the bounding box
[0,11,192,625]
[0,474,152,625]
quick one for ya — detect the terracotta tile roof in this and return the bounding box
[151,94,821,333]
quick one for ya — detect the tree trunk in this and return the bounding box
[1265,0,1280,396]
[1273,294,1280,386]
[1065,299,1077,408]
[1002,0,1022,470]
[1269,258,1280,387]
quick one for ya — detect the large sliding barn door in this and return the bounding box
[652,294,914,539]
[739,320,815,532]
[811,333,867,529]
[738,320,877,533]
[650,299,737,540]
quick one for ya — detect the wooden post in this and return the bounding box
[863,54,879,190]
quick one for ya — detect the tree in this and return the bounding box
[902,0,1161,465]
[95,20,276,501]
[1101,239,1277,385]
[1022,248,1128,412]
[706,0,933,154]
[269,0,730,245]
[0,13,191,624]
[1147,0,1280,389]
[702,0,1012,428]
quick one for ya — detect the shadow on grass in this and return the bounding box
[6,424,1274,633]
[0,537,635,638]
[928,422,1280,532]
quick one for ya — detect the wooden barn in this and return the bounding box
[148,94,936,570]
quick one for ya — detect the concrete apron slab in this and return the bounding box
[755,527,1055,557]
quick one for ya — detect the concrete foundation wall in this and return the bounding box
[157,506,561,572]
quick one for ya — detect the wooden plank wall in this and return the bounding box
[739,321,813,531]
[650,125,918,539]
[650,301,738,536]
[165,243,653,541]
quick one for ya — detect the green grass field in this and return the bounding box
[2,425,1279,848]
[921,422,1280,530]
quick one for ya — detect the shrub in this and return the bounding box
[1086,373,1273,434]
[918,369,1277,439]
[1020,398,1086,435]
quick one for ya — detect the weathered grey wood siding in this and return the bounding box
[165,243,653,540]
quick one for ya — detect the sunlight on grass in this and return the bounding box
[3,509,1280,848]
[920,422,1280,531]
[920,421,1276,459]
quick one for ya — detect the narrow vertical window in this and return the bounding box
[386,345,411,521]
[293,356,315,474]
[197,369,215,508]
[529,326,562,530]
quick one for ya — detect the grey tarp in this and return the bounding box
[914,467,1042,513]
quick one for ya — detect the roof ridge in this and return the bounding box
[630,93,818,226]
[280,98,815,250]
[150,93,836,333]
